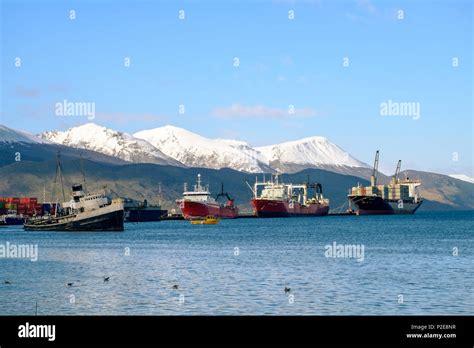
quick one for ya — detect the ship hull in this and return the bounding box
[125,208,167,222]
[251,199,329,217]
[179,201,238,219]
[348,195,422,215]
[3,216,26,225]
[24,206,124,231]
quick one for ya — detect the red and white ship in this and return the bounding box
[177,174,239,219]
[250,175,330,217]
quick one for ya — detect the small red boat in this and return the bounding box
[177,174,239,219]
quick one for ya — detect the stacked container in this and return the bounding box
[0,197,44,216]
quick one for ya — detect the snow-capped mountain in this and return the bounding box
[30,122,371,174]
[40,123,182,166]
[256,136,370,174]
[0,125,49,144]
[449,174,474,184]
[134,125,273,173]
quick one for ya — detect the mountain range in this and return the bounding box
[40,124,182,167]
[1,123,473,211]
[38,123,371,176]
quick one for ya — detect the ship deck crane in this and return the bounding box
[392,160,402,185]
[370,150,379,187]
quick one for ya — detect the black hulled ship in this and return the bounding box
[124,198,167,222]
[348,151,423,215]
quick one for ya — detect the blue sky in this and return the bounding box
[1,0,472,175]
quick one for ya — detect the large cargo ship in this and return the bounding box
[124,198,167,222]
[348,151,423,215]
[177,174,239,219]
[250,175,330,217]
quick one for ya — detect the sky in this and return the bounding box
[0,0,472,176]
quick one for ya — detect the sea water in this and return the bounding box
[0,211,472,315]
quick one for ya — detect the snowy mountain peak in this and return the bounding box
[449,174,474,184]
[40,123,182,166]
[256,136,370,171]
[134,125,272,173]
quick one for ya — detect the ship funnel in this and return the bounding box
[72,183,85,198]
[72,184,83,192]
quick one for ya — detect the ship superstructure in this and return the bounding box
[177,174,238,219]
[250,175,329,217]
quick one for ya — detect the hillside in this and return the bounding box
[0,159,468,212]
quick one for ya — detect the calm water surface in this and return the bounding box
[0,211,473,315]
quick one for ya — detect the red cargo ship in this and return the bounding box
[250,175,330,217]
[177,174,239,219]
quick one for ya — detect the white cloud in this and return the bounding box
[356,0,376,14]
[211,103,319,119]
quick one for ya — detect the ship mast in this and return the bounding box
[51,151,66,203]
[79,153,87,193]
[197,173,202,191]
